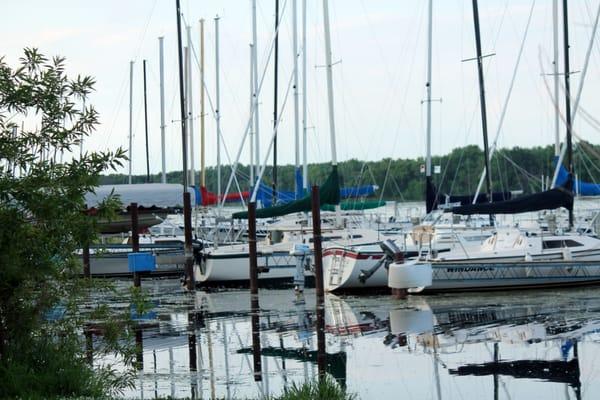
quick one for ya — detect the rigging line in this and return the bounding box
[577,144,600,183]
[498,151,542,185]
[378,158,394,205]
[221,0,291,208]
[186,42,248,202]
[251,68,295,202]
[472,0,536,203]
[132,0,158,64]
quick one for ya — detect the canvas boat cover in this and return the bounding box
[85,183,196,209]
[450,187,573,215]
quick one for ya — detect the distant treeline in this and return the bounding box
[100,143,600,201]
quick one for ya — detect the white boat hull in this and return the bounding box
[389,259,600,292]
[195,250,301,284]
[323,248,388,291]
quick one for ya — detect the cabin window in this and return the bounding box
[542,239,584,249]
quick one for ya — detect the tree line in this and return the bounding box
[100,142,600,201]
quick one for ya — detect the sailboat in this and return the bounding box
[389,0,600,294]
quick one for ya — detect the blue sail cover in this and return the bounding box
[340,185,378,198]
[554,156,600,196]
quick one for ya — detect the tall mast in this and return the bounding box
[251,0,260,184]
[159,37,167,183]
[186,25,195,187]
[272,0,280,203]
[128,60,134,184]
[292,0,301,198]
[301,0,308,191]
[425,0,434,213]
[562,0,574,228]
[215,15,222,213]
[184,46,190,182]
[143,59,150,183]
[552,0,560,156]
[322,0,338,166]
[249,44,255,185]
[175,0,192,277]
[471,0,493,202]
[200,19,206,188]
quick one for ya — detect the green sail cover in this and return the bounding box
[321,200,385,212]
[232,166,340,219]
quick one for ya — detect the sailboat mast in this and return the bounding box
[251,0,260,185]
[200,19,206,188]
[143,59,150,183]
[301,0,308,191]
[175,0,193,274]
[215,16,222,213]
[186,26,195,187]
[159,37,167,183]
[471,0,493,202]
[562,0,574,228]
[292,0,301,198]
[552,0,560,156]
[322,0,337,166]
[128,60,134,184]
[272,0,280,203]
[249,44,255,185]
[425,0,434,213]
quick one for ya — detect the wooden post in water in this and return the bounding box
[82,204,91,278]
[251,295,262,381]
[311,185,326,377]
[247,201,262,380]
[248,202,259,295]
[131,202,141,287]
[188,312,197,372]
[183,192,195,290]
[311,186,324,298]
[135,328,144,370]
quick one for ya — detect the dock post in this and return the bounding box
[247,201,262,380]
[183,192,195,290]
[131,202,141,287]
[311,185,326,378]
[83,205,91,278]
[248,202,259,295]
[311,186,324,298]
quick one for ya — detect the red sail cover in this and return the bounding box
[200,186,249,206]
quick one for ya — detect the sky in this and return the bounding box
[3,0,600,177]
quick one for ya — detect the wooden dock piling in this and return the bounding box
[311,185,327,377]
[183,192,195,290]
[248,202,259,295]
[130,202,141,287]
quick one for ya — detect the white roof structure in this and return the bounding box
[85,183,196,209]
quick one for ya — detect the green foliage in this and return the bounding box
[274,376,356,400]
[0,48,130,398]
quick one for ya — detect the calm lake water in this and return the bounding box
[89,278,600,399]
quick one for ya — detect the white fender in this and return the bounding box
[388,260,432,290]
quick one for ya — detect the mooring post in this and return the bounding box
[188,312,197,372]
[135,327,144,370]
[131,202,141,287]
[247,201,262,380]
[83,204,91,278]
[311,185,326,378]
[248,202,259,294]
[251,295,262,381]
[311,186,324,298]
[183,192,195,290]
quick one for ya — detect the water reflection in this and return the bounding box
[87,279,600,399]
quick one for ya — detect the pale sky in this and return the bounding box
[3,1,600,176]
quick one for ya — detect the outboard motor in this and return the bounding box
[358,239,403,284]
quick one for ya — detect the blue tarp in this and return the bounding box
[340,185,378,198]
[554,156,600,196]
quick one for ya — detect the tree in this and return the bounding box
[0,48,130,397]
